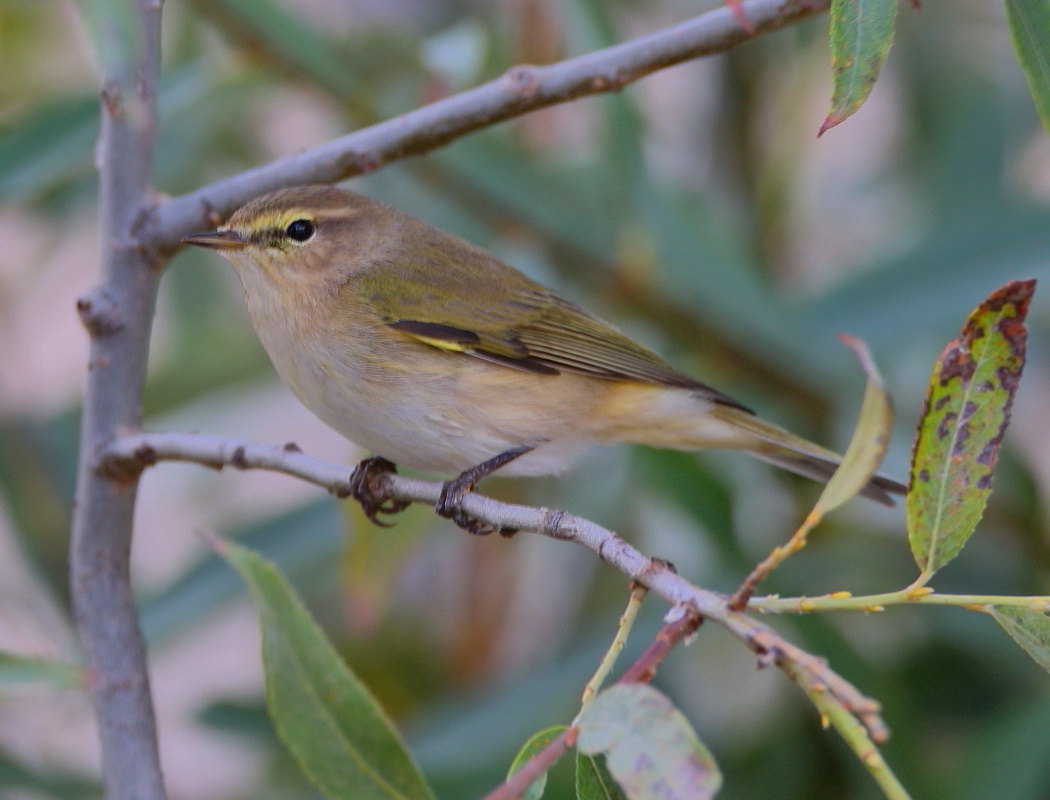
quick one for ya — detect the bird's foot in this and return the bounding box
[348,456,410,527]
[436,474,517,537]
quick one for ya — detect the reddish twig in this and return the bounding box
[482,728,576,800]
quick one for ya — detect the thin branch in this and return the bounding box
[579,584,648,709]
[615,606,704,684]
[781,659,912,800]
[70,1,167,799]
[482,608,703,800]
[147,0,829,252]
[752,589,1050,613]
[104,431,887,742]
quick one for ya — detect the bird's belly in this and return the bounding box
[264,335,601,476]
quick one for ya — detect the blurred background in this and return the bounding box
[3,0,1050,798]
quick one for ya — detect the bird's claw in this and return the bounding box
[437,477,517,537]
[348,456,409,527]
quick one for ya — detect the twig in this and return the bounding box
[147,0,829,252]
[781,659,911,800]
[103,431,887,740]
[616,606,704,684]
[729,507,823,609]
[70,1,167,799]
[579,584,647,709]
[752,588,1050,613]
[482,608,703,800]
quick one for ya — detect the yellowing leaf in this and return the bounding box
[907,280,1035,577]
[813,334,893,516]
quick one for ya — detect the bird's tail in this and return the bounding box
[592,384,906,505]
[704,404,906,506]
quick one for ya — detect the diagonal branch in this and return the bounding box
[147,0,829,252]
[104,431,887,743]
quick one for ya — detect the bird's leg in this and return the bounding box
[437,445,535,536]
[348,456,410,527]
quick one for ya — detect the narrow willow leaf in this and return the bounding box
[813,335,893,515]
[1004,0,1050,134]
[193,0,359,99]
[907,280,1035,576]
[0,651,81,689]
[576,751,628,800]
[576,684,721,800]
[989,606,1050,673]
[508,725,567,800]
[820,0,899,135]
[221,540,434,800]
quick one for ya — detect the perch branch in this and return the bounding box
[104,431,887,743]
[147,0,829,252]
[70,1,167,799]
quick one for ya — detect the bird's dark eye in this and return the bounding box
[285,219,314,242]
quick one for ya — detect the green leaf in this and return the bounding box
[576,751,628,800]
[0,651,81,689]
[1005,0,1050,134]
[820,0,899,135]
[0,96,98,202]
[508,725,567,800]
[989,606,1050,673]
[220,539,435,800]
[907,280,1035,577]
[191,0,356,98]
[812,335,893,515]
[576,684,721,800]
[140,501,344,644]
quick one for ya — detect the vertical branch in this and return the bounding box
[71,1,167,798]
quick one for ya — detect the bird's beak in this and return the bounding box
[182,229,250,250]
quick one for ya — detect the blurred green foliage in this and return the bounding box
[3,0,1050,798]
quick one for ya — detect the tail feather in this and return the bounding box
[749,448,905,506]
[708,405,906,507]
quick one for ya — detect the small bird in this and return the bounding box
[184,185,904,533]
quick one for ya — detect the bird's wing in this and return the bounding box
[358,241,750,412]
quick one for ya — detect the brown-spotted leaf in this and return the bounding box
[907,280,1035,577]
